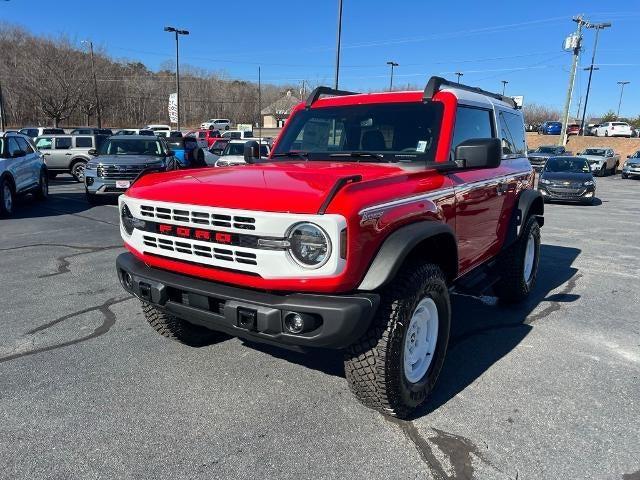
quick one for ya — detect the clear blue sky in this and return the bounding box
[2,0,639,118]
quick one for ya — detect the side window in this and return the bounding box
[36,138,53,150]
[498,111,526,156]
[16,137,34,154]
[75,137,93,148]
[55,137,72,150]
[8,138,22,157]
[451,106,493,157]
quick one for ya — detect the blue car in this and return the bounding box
[538,121,562,135]
[166,136,207,168]
[1,131,48,216]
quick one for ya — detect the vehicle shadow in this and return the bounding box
[244,244,582,417]
[10,178,116,218]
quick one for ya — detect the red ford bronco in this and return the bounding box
[116,77,543,418]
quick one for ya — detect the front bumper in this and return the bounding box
[622,166,640,176]
[85,174,129,195]
[116,252,378,350]
[538,184,595,202]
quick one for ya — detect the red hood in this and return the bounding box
[126,162,406,214]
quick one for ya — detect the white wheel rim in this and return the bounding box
[403,297,439,383]
[3,184,12,211]
[73,163,85,180]
[523,232,535,284]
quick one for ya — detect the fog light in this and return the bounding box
[122,270,133,290]
[86,177,94,186]
[284,313,305,334]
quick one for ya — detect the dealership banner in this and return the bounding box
[168,93,178,123]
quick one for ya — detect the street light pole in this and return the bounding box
[334,0,343,90]
[164,26,189,131]
[82,40,102,128]
[616,81,630,119]
[387,61,399,90]
[501,80,508,95]
[580,21,611,136]
[455,72,463,84]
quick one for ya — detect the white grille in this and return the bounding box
[139,204,256,230]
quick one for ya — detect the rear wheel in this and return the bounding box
[494,215,541,303]
[35,169,48,201]
[142,302,226,347]
[70,160,87,182]
[599,164,607,177]
[0,177,14,216]
[344,263,451,418]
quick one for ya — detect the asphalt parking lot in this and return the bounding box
[1,175,639,480]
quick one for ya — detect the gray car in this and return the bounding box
[577,147,620,177]
[528,145,569,172]
[622,151,640,179]
[1,131,48,216]
[84,135,176,204]
[34,134,109,181]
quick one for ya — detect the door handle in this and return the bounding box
[65,153,72,155]
[43,152,51,156]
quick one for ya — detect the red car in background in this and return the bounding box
[567,124,581,136]
[194,129,222,147]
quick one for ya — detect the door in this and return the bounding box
[6,137,29,191]
[49,136,73,169]
[15,136,40,187]
[447,105,507,274]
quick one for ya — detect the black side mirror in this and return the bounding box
[12,149,25,158]
[454,138,501,169]
[243,141,260,164]
[88,149,98,156]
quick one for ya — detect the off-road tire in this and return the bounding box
[70,160,87,182]
[0,177,15,216]
[344,263,451,419]
[141,301,225,347]
[34,169,48,200]
[494,215,541,303]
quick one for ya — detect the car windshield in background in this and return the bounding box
[548,122,562,127]
[536,147,558,154]
[583,148,605,156]
[98,138,165,156]
[222,143,269,157]
[272,102,443,164]
[545,157,590,173]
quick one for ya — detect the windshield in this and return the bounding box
[535,146,558,154]
[222,143,268,157]
[544,157,590,173]
[273,102,443,163]
[583,148,605,156]
[98,138,166,156]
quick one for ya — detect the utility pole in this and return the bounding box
[0,78,6,131]
[387,61,399,90]
[82,40,102,128]
[164,26,189,131]
[579,21,611,135]
[455,72,463,83]
[334,0,343,90]
[616,81,630,119]
[501,80,508,95]
[559,16,586,146]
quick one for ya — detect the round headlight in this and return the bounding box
[287,222,331,269]
[121,203,134,235]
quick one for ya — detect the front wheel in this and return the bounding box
[141,302,226,347]
[494,215,541,303]
[622,173,629,179]
[0,177,14,216]
[598,165,607,177]
[344,263,451,418]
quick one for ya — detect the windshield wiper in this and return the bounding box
[270,151,309,161]
[329,151,386,161]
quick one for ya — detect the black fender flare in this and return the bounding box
[504,189,544,247]
[357,222,458,291]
